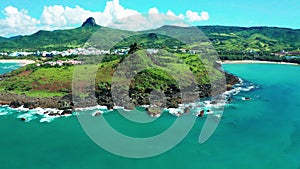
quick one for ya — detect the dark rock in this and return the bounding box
[124,104,135,110]
[61,110,72,115]
[82,17,97,27]
[225,72,240,88]
[9,100,22,108]
[184,107,190,114]
[227,98,233,102]
[48,112,59,116]
[24,102,35,109]
[210,100,217,104]
[147,33,158,39]
[198,110,205,117]
[128,43,139,54]
[105,103,114,110]
[93,111,102,116]
[147,107,162,116]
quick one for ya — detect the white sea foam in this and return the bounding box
[40,117,54,123]
[206,110,214,115]
[92,110,104,116]
[75,105,108,111]
[0,77,256,122]
[0,112,7,116]
[164,78,256,117]
[0,105,73,123]
[14,105,29,112]
[241,97,252,101]
[214,114,222,118]
[17,113,37,122]
[113,106,124,110]
[224,81,256,97]
[167,108,183,116]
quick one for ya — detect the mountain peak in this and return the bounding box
[82,17,97,27]
[147,33,158,39]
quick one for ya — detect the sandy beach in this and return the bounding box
[220,60,299,66]
[0,59,36,66]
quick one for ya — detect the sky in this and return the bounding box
[0,0,299,37]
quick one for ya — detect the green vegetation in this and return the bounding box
[0,24,299,100]
[0,65,73,97]
[197,26,300,61]
[0,26,132,52]
[113,33,185,49]
[0,50,222,99]
[1,25,299,55]
[199,26,300,50]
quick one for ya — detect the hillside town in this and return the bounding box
[1,46,299,59]
[0,47,130,57]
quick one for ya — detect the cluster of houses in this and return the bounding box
[273,50,300,57]
[0,51,34,57]
[0,52,8,56]
[37,60,83,67]
[0,47,130,57]
[0,45,219,58]
[40,47,111,57]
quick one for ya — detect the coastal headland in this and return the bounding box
[0,58,240,110]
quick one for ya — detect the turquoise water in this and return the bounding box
[1,63,300,169]
[0,62,22,74]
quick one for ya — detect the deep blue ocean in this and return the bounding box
[0,62,300,169]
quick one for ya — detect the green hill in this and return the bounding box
[0,37,7,43]
[0,26,102,51]
[13,19,300,108]
[1,23,299,54]
[0,18,237,108]
[198,26,300,52]
[0,50,235,108]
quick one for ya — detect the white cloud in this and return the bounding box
[149,7,159,14]
[178,14,185,20]
[0,6,40,36]
[166,10,176,17]
[41,5,67,26]
[0,0,210,37]
[103,0,139,21]
[40,0,140,28]
[41,5,103,27]
[186,10,209,22]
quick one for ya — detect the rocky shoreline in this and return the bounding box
[0,72,240,111]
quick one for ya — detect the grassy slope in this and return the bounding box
[0,65,73,97]
[198,26,300,52]
[1,25,299,53]
[0,52,223,98]
[0,26,132,51]
[1,25,298,98]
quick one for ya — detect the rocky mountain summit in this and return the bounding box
[82,17,97,27]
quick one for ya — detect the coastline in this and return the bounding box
[220,60,299,66]
[0,72,240,110]
[0,59,36,66]
[0,74,252,123]
[0,59,240,111]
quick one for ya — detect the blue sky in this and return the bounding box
[0,0,299,37]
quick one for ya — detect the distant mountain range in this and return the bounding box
[0,17,299,53]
